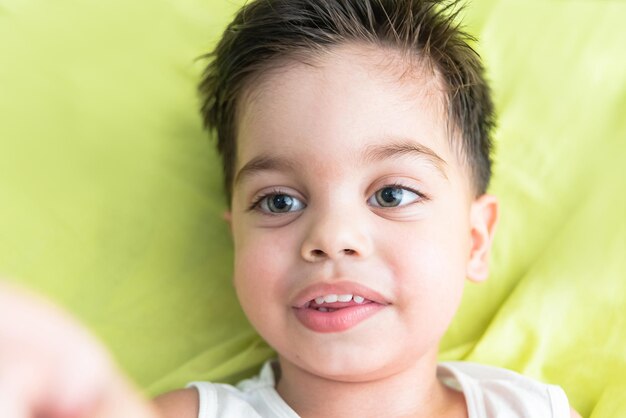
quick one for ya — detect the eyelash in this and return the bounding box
[247,188,293,213]
[382,182,429,202]
[247,183,429,213]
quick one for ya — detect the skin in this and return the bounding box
[226,43,497,417]
[0,280,160,418]
[213,43,582,418]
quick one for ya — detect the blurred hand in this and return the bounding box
[0,279,160,418]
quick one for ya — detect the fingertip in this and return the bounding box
[0,390,29,418]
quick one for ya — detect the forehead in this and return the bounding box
[235,43,456,174]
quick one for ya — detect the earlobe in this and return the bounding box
[466,194,499,283]
[223,211,233,232]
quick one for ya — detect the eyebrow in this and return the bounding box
[234,154,298,186]
[234,138,448,186]
[362,139,448,179]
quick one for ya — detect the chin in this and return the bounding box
[283,339,399,382]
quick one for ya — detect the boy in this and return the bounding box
[0,0,580,417]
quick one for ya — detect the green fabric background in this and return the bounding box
[1,0,625,416]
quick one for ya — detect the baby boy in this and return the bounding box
[0,0,579,417]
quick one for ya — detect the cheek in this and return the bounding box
[231,225,295,316]
[390,236,465,302]
[386,218,470,283]
[382,209,471,322]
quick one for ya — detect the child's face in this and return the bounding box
[227,44,498,381]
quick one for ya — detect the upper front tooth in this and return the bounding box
[314,294,361,304]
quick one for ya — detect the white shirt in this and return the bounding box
[187,360,570,417]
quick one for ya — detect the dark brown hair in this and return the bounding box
[199,0,495,203]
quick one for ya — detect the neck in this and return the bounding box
[275,350,466,418]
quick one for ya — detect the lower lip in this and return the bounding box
[292,303,385,333]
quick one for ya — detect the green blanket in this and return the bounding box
[1,1,624,415]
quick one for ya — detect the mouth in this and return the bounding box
[292,283,389,333]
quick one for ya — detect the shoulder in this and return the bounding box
[570,407,582,418]
[153,388,199,418]
[438,361,547,390]
[439,362,573,418]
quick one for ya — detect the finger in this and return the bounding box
[0,382,29,418]
[91,374,161,418]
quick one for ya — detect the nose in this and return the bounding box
[300,209,373,262]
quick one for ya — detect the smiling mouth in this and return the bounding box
[293,293,385,333]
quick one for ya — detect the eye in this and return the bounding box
[256,193,306,214]
[368,186,421,208]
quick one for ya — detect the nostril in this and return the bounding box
[304,248,357,261]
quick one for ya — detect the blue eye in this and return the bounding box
[257,193,305,213]
[368,186,421,208]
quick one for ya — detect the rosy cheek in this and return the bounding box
[234,233,289,298]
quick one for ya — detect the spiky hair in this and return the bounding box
[199,0,495,202]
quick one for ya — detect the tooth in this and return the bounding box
[337,294,353,302]
[304,301,311,308]
[323,294,338,303]
[318,307,329,312]
[314,296,325,304]
[354,295,365,304]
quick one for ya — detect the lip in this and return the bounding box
[291,281,390,333]
[291,281,390,308]
[293,303,385,333]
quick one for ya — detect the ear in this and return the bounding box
[222,210,232,233]
[466,194,499,283]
